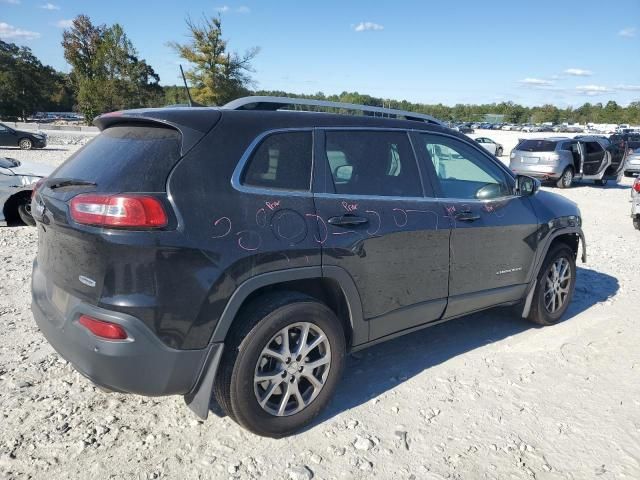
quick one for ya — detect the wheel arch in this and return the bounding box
[2,189,32,224]
[521,227,586,318]
[209,266,367,348]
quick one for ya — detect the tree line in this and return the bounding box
[1,14,639,125]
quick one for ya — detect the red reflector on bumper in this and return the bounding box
[78,315,128,340]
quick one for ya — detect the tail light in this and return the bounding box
[69,194,168,228]
[78,315,128,340]
[633,178,640,193]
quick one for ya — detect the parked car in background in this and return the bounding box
[538,126,554,132]
[0,122,47,150]
[510,136,625,188]
[631,178,640,230]
[31,96,586,437]
[475,137,504,156]
[454,124,474,134]
[1,157,52,226]
[624,146,640,177]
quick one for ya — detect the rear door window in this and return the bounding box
[242,131,312,191]
[52,125,181,192]
[516,140,557,152]
[586,142,603,154]
[323,130,423,197]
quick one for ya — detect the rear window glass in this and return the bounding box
[242,131,312,191]
[52,126,181,192]
[516,140,557,152]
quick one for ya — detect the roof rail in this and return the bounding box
[223,96,444,126]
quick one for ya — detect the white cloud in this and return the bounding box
[216,5,249,13]
[564,68,593,77]
[40,2,59,9]
[55,19,73,28]
[618,27,637,37]
[354,22,384,32]
[519,78,553,86]
[617,84,640,91]
[576,85,614,95]
[0,22,40,40]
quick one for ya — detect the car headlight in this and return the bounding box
[20,176,42,186]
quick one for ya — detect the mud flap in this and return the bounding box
[184,343,224,420]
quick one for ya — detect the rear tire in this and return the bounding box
[556,167,573,188]
[526,244,576,326]
[214,292,346,438]
[19,138,33,150]
[633,216,640,230]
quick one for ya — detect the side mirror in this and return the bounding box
[516,175,540,196]
[334,165,353,181]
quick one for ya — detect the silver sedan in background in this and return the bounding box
[0,157,53,226]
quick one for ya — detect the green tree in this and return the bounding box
[169,16,259,105]
[0,40,71,120]
[62,15,162,123]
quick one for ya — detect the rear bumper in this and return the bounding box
[31,260,217,396]
[510,163,562,179]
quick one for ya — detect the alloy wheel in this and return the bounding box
[543,257,572,313]
[19,139,32,150]
[563,169,573,187]
[254,322,331,416]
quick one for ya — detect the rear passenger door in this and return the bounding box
[415,133,539,318]
[581,141,607,176]
[312,129,450,341]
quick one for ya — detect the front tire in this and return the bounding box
[17,200,36,226]
[633,216,640,230]
[215,292,346,438]
[556,167,573,188]
[526,243,576,326]
[19,138,33,150]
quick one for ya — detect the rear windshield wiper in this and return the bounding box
[48,178,97,190]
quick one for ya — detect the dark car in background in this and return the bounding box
[31,96,585,438]
[0,122,47,150]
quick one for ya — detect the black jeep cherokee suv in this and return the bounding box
[31,97,586,437]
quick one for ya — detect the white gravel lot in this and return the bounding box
[1,133,639,480]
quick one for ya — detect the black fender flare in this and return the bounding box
[521,226,586,318]
[185,265,367,419]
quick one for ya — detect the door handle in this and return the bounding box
[454,211,481,222]
[327,215,369,227]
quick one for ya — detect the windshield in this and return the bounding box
[0,157,19,169]
[516,140,557,152]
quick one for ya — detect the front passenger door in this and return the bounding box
[416,133,539,317]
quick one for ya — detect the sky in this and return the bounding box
[1,0,639,107]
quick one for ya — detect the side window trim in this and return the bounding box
[231,127,315,197]
[314,127,432,199]
[416,131,517,201]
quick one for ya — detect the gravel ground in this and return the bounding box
[1,136,639,479]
